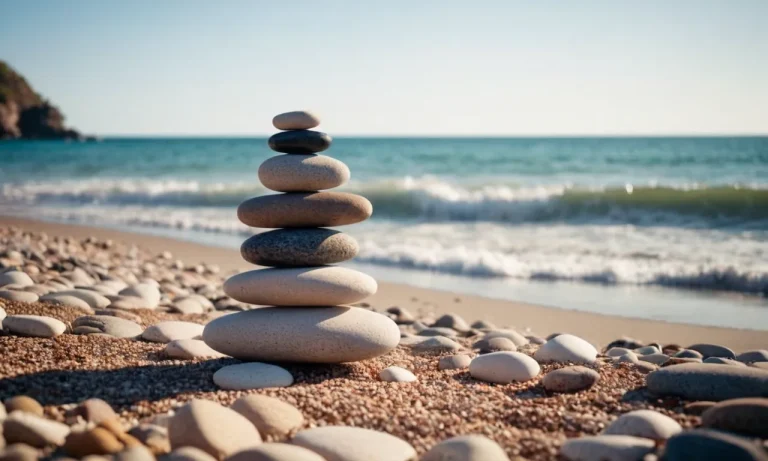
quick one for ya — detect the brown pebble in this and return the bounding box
[128,424,170,455]
[4,396,43,417]
[98,418,125,435]
[683,401,716,416]
[63,428,124,457]
[73,399,117,424]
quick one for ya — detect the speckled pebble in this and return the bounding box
[438,354,472,370]
[542,366,600,393]
[560,435,655,461]
[379,366,417,383]
[213,362,294,390]
[240,228,358,267]
[231,395,304,438]
[534,334,597,364]
[602,409,682,440]
[469,351,540,384]
[421,434,509,461]
[292,426,416,461]
[142,321,204,343]
[2,314,66,338]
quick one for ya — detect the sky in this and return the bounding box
[2,0,767,136]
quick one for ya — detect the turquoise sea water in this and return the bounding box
[1,137,767,328]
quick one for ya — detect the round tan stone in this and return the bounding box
[469,351,540,384]
[213,363,293,390]
[237,192,372,228]
[3,412,70,447]
[38,294,93,313]
[4,396,43,416]
[165,339,226,360]
[259,154,350,192]
[230,395,304,438]
[240,229,358,267]
[226,444,324,461]
[438,354,472,370]
[291,426,415,461]
[272,111,321,131]
[63,428,124,457]
[422,434,509,461]
[223,267,376,306]
[0,290,39,303]
[603,409,682,440]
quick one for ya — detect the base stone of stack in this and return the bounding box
[259,154,350,192]
[240,229,359,267]
[202,306,400,363]
[224,266,376,306]
[237,192,372,228]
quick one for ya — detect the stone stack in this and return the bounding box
[203,111,399,365]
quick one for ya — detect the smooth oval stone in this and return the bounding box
[421,434,509,461]
[165,339,226,360]
[63,427,123,457]
[166,446,217,461]
[602,409,682,440]
[171,297,205,315]
[72,315,143,338]
[119,284,161,309]
[0,290,39,303]
[473,337,517,353]
[663,429,768,461]
[268,130,331,154]
[272,110,321,130]
[689,343,736,359]
[54,290,111,309]
[410,336,463,355]
[231,395,304,438]
[704,357,747,366]
[482,329,529,347]
[647,363,768,401]
[0,271,34,288]
[224,267,376,306]
[238,192,372,228]
[542,366,600,392]
[469,351,540,384]
[737,350,768,364]
[72,398,117,424]
[639,353,670,365]
[3,411,70,447]
[534,334,597,364]
[169,400,261,459]
[634,345,660,355]
[379,366,417,383]
[674,349,704,359]
[39,293,93,312]
[606,347,632,358]
[701,398,768,438]
[438,354,472,370]
[418,327,459,338]
[259,154,349,192]
[227,444,324,461]
[213,362,293,390]
[203,306,399,363]
[431,313,471,333]
[5,395,44,416]
[3,315,66,338]
[560,435,655,461]
[241,229,358,267]
[292,426,416,461]
[142,321,204,343]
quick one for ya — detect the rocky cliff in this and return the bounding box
[0,61,87,140]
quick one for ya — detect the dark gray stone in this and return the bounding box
[663,429,768,461]
[689,343,736,359]
[268,130,331,154]
[737,350,768,364]
[701,398,768,438]
[240,228,358,267]
[647,363,768,401]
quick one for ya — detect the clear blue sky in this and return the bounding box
[2,0,767,136]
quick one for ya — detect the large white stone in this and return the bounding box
[292,426,416,461]
[469,351,540,384]
[203,306,398,363]
[224,267,377,306]
[213,362,293,390]
[534,334,597,364]
[422,434,509,461]
[603,410,683,440]
[119,283,161,309]
[0,271,34,288]
[259,154,350,192]
[143,321,204,343]
[3,314,67,338]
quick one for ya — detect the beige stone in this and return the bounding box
[230,395,304,438]
[272,110,321,130]
[292,426,415,461]
[213,363,293,390]
[165,339,226,360]
[470,351,540,384]
[237,192,372,228]
[3,315,67,338]
[226,444,324,461]
[259,154,349,192]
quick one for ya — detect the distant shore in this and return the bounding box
[1,215,765,350]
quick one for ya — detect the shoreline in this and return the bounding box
[2,215,765,349]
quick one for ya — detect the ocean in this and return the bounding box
[2,137,767,329]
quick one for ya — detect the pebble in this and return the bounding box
[224,267,376,306]
[226,444,325,461]
[737,350,768,364]
[4,396,43,416]
[560,435,655,461]
[418,327,459,338]
[291,426,416,461]
[237,192,372,228]
[272,110,321,130]
[470,320,496,330]
[379,367,417,383]
[2,315,67,338]
[259,154,350,192]
[701,397,768,438]
[385,306,415,324]
[268,130,331,154]
[473,337,517,353]
[72,315,143,338]
[165,339,226,360]
[602,409,682,440]
[674,349,703,359]
[63,427,124,457]
[165,447,217,461]
[171,297,205,315]
[168,400,261,459]
[411,336,463,355]
[240,229,358,267]
[0,290,39,303]
[128,424,170,455]
[634,345,660,355]
[0,444,39,461]
[616,351,638,364]
[638,353,670,365]
[534,334,597,364]
[469,351,541,384]
[421,434,509,461]
[663,429,768,461]
[203,307,399,363]
[213,362,294,390]
[3,411,70,447]
[688,343,736,359]
[53,289,111,309]
[646,363,768,400]
[663,356,702,366]
[438,354,472,370]
[684,401,716,415]
[481,329,529,347]
[230,395,304,438]
[142,321,204,343]
[431,313,471,333]
[108,296,155,310]
[118,284,161,309]
[605,347,632,358]
[0,271,33,288]
[72,399,118,424]
[542,366,600,393]
[633,361,658,374]
[704,357,747,366]
[38,293,93,312]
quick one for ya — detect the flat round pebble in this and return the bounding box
[165,447,217,461]
[237,192,372,228]
[291,426,416,461]
[542,366,600,393]
[421,434,509,461]
[259,154,350,192]
[482,329,528,347]
[560,435,655,461]
[3,411,70,447]
[379,366,417,383]
[168,400,262,459]
[469,351,540,384]
[663,429,768,461]
[224,266,376,306]
[203,307,399,363]
[473,337,517,353]
[142,321,204,343]
[0,271,34,288]
[438,354,472,370]
[410,336,463,355]
[268,130,331,154]
[688,343,736,359]
[534,334,597,364]
[231,395,304,438]
[72,315,143,338]
[701,397,768,438]
[227,444,325,461]
[213,362,294,390]
[54,289,111,309]
[165,339,226,360]
[431,313,471,333]
[647,363,768,401]
[602,409,682,440]
[5,396,44,416]
[272,110,321,130]
[240,228,358,267]
[737,350,768,364]
[3,314,67,338]
[0,290,39,303]
[118,284,161,309]
[38,293,93,312]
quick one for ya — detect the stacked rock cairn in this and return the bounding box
[203,111,400,374]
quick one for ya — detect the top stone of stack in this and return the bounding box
[272,110,321,130]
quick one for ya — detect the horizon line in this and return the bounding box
[85,132,768,139]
